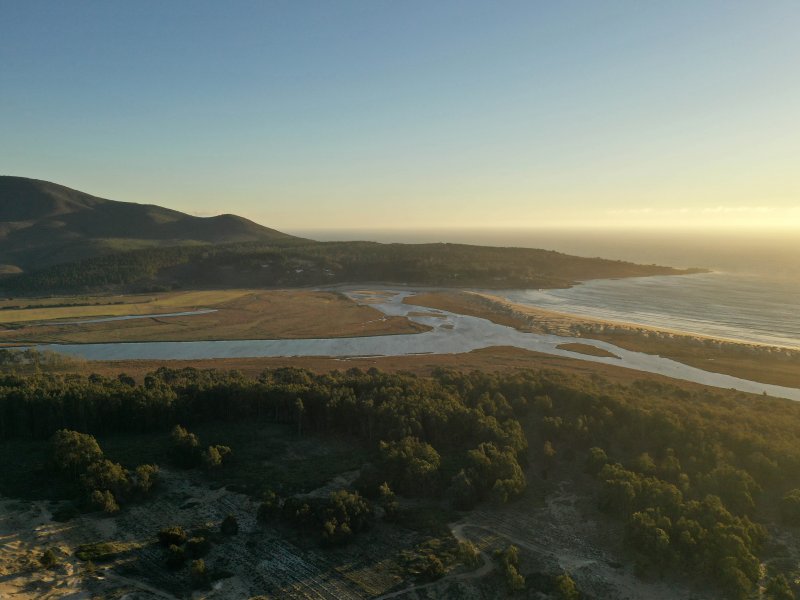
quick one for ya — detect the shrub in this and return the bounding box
[132,464,159,495]
[220,515,239,536]
[165,544,185,568]
[202,445,232,470]
[75,542,127,562]
[457,540,480,569]
[186,537,211,559]
[90,489,119,514]
[158,526,188,547]
[257,490,281,524]
[554,572,579,600]
[40,548,58,568]
[190,559,208,589]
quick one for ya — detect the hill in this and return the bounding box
[0,177,702,295]
[0,176,296,272]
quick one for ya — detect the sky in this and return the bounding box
[1,1,799,231]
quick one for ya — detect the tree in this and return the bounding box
[585,447,609,475]
[82,459,130,500]
[497,545,525,592]
[632,452,657,476]
[294,398,305,436]
[321,490,373,544]
[766,574,795,600]
[90,489,119,514]
[780,489,800,525]
[377,482,399,521]
[466,443,526,503]
[379,437,441,496]
[554,572,580,600]
[700,465,760,515]
[170,424,200,467]
[51,429,103,477]
[202,445,232,469]
[190,559,209,589]
[132,464,159,495]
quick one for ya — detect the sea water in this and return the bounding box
[291,228,800,349]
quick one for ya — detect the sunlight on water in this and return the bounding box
[294,228,800,348]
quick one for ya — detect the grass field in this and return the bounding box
[0,290,428,344]
[405,291,800,389]
[0,290,249,323]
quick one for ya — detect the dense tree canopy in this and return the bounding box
[3,363,800,597]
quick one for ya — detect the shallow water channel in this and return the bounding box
[31,290,800,401]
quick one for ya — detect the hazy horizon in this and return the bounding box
[2,2,799,232]
[289,226,800,279]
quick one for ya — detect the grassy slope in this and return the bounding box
[0,176,297,272]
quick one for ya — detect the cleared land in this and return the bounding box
[0,290,428,344]
[0,422,449,600]
[404,291,800,389]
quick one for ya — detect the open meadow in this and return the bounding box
[0,289,428,345]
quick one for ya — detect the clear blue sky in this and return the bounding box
[2,1,799,230]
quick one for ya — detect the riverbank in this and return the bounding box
[20,290,800,401]
[404,291,800,389]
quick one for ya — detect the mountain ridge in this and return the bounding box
[0,176,296,271]
[0,176,703,295]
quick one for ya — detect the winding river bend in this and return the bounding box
[32,290,800,402]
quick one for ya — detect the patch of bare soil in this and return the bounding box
[0,468,412,600]
[376,479,709,600]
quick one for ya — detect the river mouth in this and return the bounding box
[25,289,800,402]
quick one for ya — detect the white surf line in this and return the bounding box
[28,290,800,402]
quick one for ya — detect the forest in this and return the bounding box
[1,358,800,598]
[0,239,695,294]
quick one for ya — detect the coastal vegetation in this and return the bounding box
[2,361,800,598]
[1,239,696,295]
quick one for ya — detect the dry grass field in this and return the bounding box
[0,290,428,344]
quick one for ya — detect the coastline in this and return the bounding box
[404,290,800,389]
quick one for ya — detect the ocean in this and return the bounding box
[289,228,800,349]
